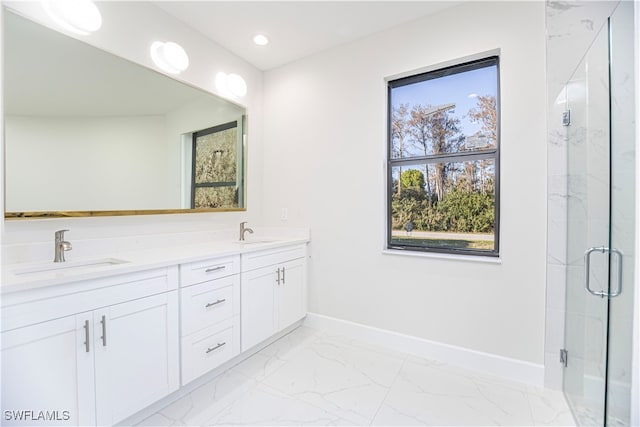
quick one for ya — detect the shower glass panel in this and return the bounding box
[563,2,635,426]
[605,2,635,424]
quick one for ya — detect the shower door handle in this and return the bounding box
[608,248,623,297]
[584,246,623,298]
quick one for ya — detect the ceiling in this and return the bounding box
[5,1,462,115]
[154,1,460,71]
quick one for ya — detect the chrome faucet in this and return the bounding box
[239,221,254,241]
[54,229,72,262]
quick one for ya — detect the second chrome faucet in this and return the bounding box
[239,222,254,241]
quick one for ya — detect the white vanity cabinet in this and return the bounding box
[241,244,307,351]
[1,268,179,426]
[1,237,309,426]
[179,255,241,385]
[2,314,97,426]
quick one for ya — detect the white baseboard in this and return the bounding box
[304,312,545,387]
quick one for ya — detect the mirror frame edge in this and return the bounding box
[4,207,247,220]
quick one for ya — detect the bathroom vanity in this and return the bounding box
[1,237,308,426]
[0,7,309,426]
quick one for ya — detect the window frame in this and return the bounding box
[386,56,501,257]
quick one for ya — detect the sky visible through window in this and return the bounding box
[391,65,497,137]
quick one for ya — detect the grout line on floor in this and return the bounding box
[368,352,409,426]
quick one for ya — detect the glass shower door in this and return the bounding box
[563,2,635,426]
[563,18,610,424]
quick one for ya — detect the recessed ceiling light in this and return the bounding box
[252,34,269,46]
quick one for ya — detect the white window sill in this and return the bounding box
[382,249,502,264]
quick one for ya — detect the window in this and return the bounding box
[387,56,500,256]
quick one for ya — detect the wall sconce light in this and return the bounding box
[42,0,102,35]
[150,41,189,75]
[227,73,248,97]
[215,72,248,98]
[252,34,269,46]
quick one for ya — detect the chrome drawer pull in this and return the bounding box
[205,298,226,308]
[205,266,226,273]
[205,342,226,354]
[83,320,90,353]
[100,315,107,347]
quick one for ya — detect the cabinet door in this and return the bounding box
[94,292,179,426]
[278,258,307,330]
[241,266,277,351]
[1,314,96,426]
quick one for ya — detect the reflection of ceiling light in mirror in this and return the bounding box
[42,0,102,35]
[216,72,247,98]
[252,34,269,46]
[150,41,189,75]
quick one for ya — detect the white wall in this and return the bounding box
[263,2,547,364]
[1,1,263,245]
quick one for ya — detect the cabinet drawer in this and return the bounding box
[180,275,239,335]
[241,244,306,272]
[181,320,239,385]
[180,255,239,286]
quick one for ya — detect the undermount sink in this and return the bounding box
[13,258,129,276]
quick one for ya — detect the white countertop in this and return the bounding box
[1,237,309,295]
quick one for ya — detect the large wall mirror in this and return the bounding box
[3,10,247,219]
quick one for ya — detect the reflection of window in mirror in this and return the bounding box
[185,119,244,209]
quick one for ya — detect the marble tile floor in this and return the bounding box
[138,326,576,426]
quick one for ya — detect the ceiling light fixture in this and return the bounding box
[252,34,269,46]
[216,72,248,98]
[42,0,102,35]
[150,41,189,75]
